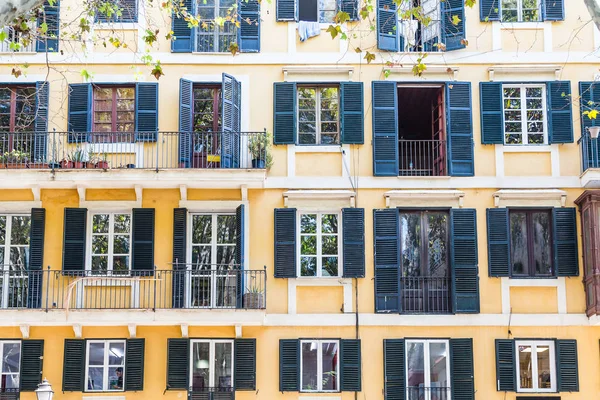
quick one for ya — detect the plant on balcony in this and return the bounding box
[4,150,29,168]
[243,284,264,309]
[88,147,109,169]
[248,131,273,169]
[68,147,86,169]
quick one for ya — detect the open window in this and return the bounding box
[399,0,442,52]
[276,0,359,22]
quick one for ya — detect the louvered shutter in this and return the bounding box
[171,0,193,52]
[135,82,158,141]
[36,0,60,52]
[172,208,187,309]
[339,0,359,20]
[441,0,465,51]
[63,339,85,391]
[234,339,256,390]
[273,82,297,144]
[20,340,44,391]
[372,81,399,176]
[34,81,49,162]
[28,208,45,309]
[340,82,364,144]
[450,338,475,400]
[556,339,579,392]
[125,339,145,391]
[67,84,92,143]
[553,208,579,277]
[179,78,193,168]
[450,209,479,313]
[544,0,565,21]
[487,208,510,277]
[480,0,500,21]
[276,0,296,20]
[547,81,573,143]
[377,0,398,51]
[384,339,405,400]
[62,208,87,271]
[340,339,361,391]
[98,0,137,22]
[239,0,260,52]
[279,339,299,391]
[274,208,296,278]
[132,208,155,273]
[495,339,516,392]
[342,208,365,278]
[579,82,600,170]
[374,209,400,312]
[222,73,241,168]
[446,82,474,176]
[167,339,189,390]
[236,204,245,308]
[480,82,504,144]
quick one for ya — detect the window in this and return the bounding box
[0,86,36,157]
[0,215,30,309]
[0,341,20,391]
[90,213,132,274]
[516,340,556,392]
[196,0,237,52]
[503,84,547,145]
[501,0,541,22]
[298,212,340,277]
[509,209,552,277]
[405,339,450,400]
[93,86,135,142]
[399,0,442,52]
[297,86,340,145]
[298,0,337,23]
[190,340,233,391]
[191,85,222,168]
[300,340,339,392]
[85,340,125,392]
[97,0,138,23]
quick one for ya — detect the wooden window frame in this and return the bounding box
[508,208,554,278]
[0,85,36,133]
[192,84,221,133]
[92,85,136,140]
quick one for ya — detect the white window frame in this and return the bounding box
[405,339,451,400]
[84,339,126,393]
[502,84,548,146]
[296,211,342,278]
[398,0,442,52]
[501,0,542,22]
[194,0,238,53]
[189,339,235,389]
[0,214,31,269]
[0,214,31,309]
[186,212,237,268]
[0,341,21,391]
[86,211,132,273]
[300,339,340,393]
[296,86,340,146]
[515,340,556,393]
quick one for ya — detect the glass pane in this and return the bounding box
[2,374,19,389]
[518,345,533,389]
[401,213,421,277]
[108,366,124,390]
[108,342,125,365]
[301,214,317,234]
[9,247,28,268]
[217,215,236,244]
[113,256,129,273]
[429,342,449,392]
[192,246,211,265]
[193,215,212,244]
[10,216,30,245]
[322,256,338,277]
[322,236,338,255]
[0,216,6,245]
[214,342,233,389]
[92,235,109,255]
[536,345,552,390]
[2,343,20,374]
[87,366,104,391]
[92,256,108,273]
[301,257,316,277]
[510,212,529,275]
[321,214,338,234]
[321,342,338,391]
[192,342,210,390]
[93,214,110,234]
[114,214,130,233]
[532,212,552,276]
[88,342,105,365]
[406,342,425,397]
[427,213,448,277]
[113,235,130,254]
[216,245,236,266]
[301,236,317,256]
[301,341,318,391]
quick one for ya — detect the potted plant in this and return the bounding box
[5,150,28,168]
[0,153,6,169]
[96,152,109,169]
[243,285,264,309]
[60,158,73,169]
[69,147,86,169]
[248,131,273,169]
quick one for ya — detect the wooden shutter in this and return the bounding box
[36,0,60,52]
[172,208,187,309]
[451,209,479,313]
[446,82,474,176]
[171,0,193,52]
[372,81,398,176]
[179,78,193,167]
[234,339,256,390]
[340,339,361,392]
[222,73,242,168]
[342,208,365,278]
[383,339,405,400]
[544,0,565,21]
[135,82,158,141]
[579,82,600,170]
[340,82,364,144]
[236,204,245,308]
[20,340,44,391]
[239,0,260,52]
[480,82,504,144]
[556,339,579,392]
[63,339,85,391]
[62,208,87,271]
[67,84,92,143]
[450,338,475,400]
[125,339,145,391]
[487,208,510,277]
[28,208,45,309]
[273,82,297,144]
[34,81,49,162]
[480,0,500,21]
[441,0,466,51]
[495,339,516,392]
[547,81,573,143]
[276,0,296,20]
[279,339,299,391]
[553,208,579,277]
[374,209,400,312]
[377,0,398,51]
[167,339,189,390]
[274,208,297,278]
[132,208,155,272]
[339,0,359,20]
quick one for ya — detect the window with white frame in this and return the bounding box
[298,0,338,23]
[85,340,126,392]
[399,0,442,52]
[516,340,556,393]
[405,339,450,400]
[503,84,547,145]
[299,212,340,277]
[501,0,541,22]
[0,341,21,391]
[300,340,339,392]
[196,0,238,52]
[90,213,132,274]
[190,340,234,391]
[0,215,30,271]
[297,86,340,145]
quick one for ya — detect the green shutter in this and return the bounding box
[279,339,299,391]
[556,339,578,392]
[339,0,359,20]
[274,208,296,278]
[20,340,44,391]
[450,338,474,400]
[340,82,364,144]
[34,81,49,162]
[135,82,158,141]
[179,78,193,167]
[239,0,261,52]
[495,339,516,392]
[446,82,474,176]
[132,208,155,272]
[62,208,87,271]
[171,0,193,52]
[553,208,579,277]
[276,0,296,20]
[125,339,145,391]
[342,208,365,278]
[547,81,573,143]
[36,0,60,52]
[234,338,256,390]
[480,82,504,144]
[384,339,405,400]
[441,0,465,51]
[172,208,187,309]
[67,84,92,142]
[487,208,510,277]
[374,209,400,312]
[372,81,399,176]
[28,208,45,309]
[273,82,297,144]
[340,339,361,392]
[377,0,398,51]
[167,338,189,390]
[544,0,565,20]
[63,339,85,392]
[451,209,479,313]
[480,0,500,21]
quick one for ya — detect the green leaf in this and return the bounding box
[40,22,48,34]
[326,25,339,39]
[364,51,375,64]
[465,0,476,7]
[0,31,7,42]
[452,15,462,26]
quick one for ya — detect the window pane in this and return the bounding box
[10,216,30,245]
[536,345,552,390]
[401,213,421,277]
[92,235,108,255]
[0,217,5,245]
[87,366,104,391]
[532,212,552,276]
[193,215,212,244]
[92,256,108,273]
[9,247,28,268]
[114,214,130,233]
[2,343,20,374]
[321,214,338,234]
[301,236,317,255]
[113,235,130,254]
[217,215,236,244]
[93,214,110,234]
[301,342,318,391]
[319,0,336,22]
[301,215,317,234]
[301,257,316,276]
[108,366,124,390]
[216,245,236,266]
[88,342,105,365]
[322,256,338,277]
[429,342,449,393]
[113,256,129,273]
[322,236,338,255]
[406,342,425,397]
[518,345,533,389]
[192,342,210,390]
[510,212,529,275]
[427,213,448,277]
[192,246,211,265]
[214,342,233,389]
[321,342,338,391]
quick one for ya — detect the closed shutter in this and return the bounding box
[36,0,60,52]
[340,82,364,144]
[547,81,573,143]
[125,339,145,391]
[441,0,466,51]
[68,84,92,143]
[221,73,242,168]
[553,208,579,277]
[63,339,85,391]
[450,338,475,400]
[342,208,365,278]
[28,208,45,309]
[374,209,400,312]
[450,209,479,313]
[544,0,565,21]
[62,208,87,271]
[236,204,245,308]
[276,0,296,20]
[339,0,359,20]
[172,208,187,309]
[274,208,297,278]
[377,0,398,51]
[98,0,137,21]
[495,339,516,392]
[556,339,579,392]
[383,339,405,400]
[171,0,194,52]
[340,339,361,392]
[273,82,297,144]
[239,0,260,52]
[234,338,256,390]
[579,82,600,170]
[167,339,189,390]
[34,81,49,162]
[135,82,158,141]
[20,340,44,391]
[487,208,510,277]
[372,81,399,176]
[279,339,299,391]
[179,78,193,168]
[480,82,504,144]
[480,0,500,21]
[446,82,474,176]
[132,208,155,272]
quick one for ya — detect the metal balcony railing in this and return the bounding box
[400,276,451,314]
[406,386,450,400]
[579,132,600,172]
[0,26,36,53]
[188,387,234,400]
[399,139,447,176]
[0,389,19,400]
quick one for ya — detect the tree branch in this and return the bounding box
[584,0,600,32]
[0,0,45,26]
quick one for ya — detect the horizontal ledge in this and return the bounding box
[282,65,354,74]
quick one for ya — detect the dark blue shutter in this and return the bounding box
[556,339,579,392]
[132,208,155,272]
[167,339,189,390]
[547,81,573,143]
[221,73,241,168]
[441,0,465,51]
[279,339,299,391]
[125,339,145,391]
[383,339,405,400]
[239,0,260,52]
[553,208,579,277]
[179,78,193,167]
[171,0,193,52]
[20,340,44,391]
[544,0,565,21]
[342,208,365,278]
[273,82,297,145]
[377,0,398,51]
[373,209,399,313]
[340,339,361,392]
[339,0,359,20]
[579,82,600,170]
[480,0,500,21]
[234,339,256,390]
[372,81,398,176]
[63,339,85,391]
[495,339,516,392]
[487,208,510,277]
[68,83,92,143]
[450,339,475,400]
[274,208,296,278]
[36,0,59,52]
[34,81,49,162]
[276,0,296,21]
[450,209,479,313]
[135,82,158,141]
[236,204,245,308]
[340,82,364,144]
[62,208,87,271]
[480,82,504,144]
[172,208,187,309]
[28,208,45,309]
[446,82,474,176]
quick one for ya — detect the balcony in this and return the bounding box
[0,26,35,53]
[0,389,19,400]
[189,387,234,400]
[407,387,450,400]
[399,139,447,177]
[400,276,451,314]
[579,132,600,188]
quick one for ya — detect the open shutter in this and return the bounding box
[125,339,145,391]
[480,82,504,144]
[544,0,565,21]
[480,0,500,21]
[135,82,158,141]
[446,82,474,176]
[487,208,510,277]
[547,81,573,143]
[63,339,85,391]
[450,338,475,400]
[274,208,296,278]
[441,0,466,51]
[374,209,400,312]
[167,339,189,390]
[553,208,579,277]
[234,339,256,390]
[372,81,399,176]
[221,73,241,168]
[172,208,187,309]
[279,339,299,391]
[340,339,361,392]
[236,204,245,308]
[276,0,296,20]
[450,208,479,313]
[377,0,398,51]
[384,339,405,400]
[132,208,155,272]
[34,81,49,162]
[20,340,44,391]
[495,339,516,392]
[556,339,579,392]
[343,208,365,278]
[273,82,297,145]
[36,0,60,52]
[179,78,193,168]
[62,208,87,271]
[239,0,260,52]
[171,0,194,52]
[340,82,364,144]
[28,208,45,309]
[68,83,92,143]
[339,0,359,20]
[579,82,600,170]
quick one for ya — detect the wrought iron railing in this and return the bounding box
[0,388,19,400]
[399,139,447,176]
[0,26,36,53]
[579,132,600,172]
[188,387,234,400]
[400,276,451,314]
[407,386,450,400]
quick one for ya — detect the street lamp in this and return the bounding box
[588,126,600,139]
[35,378,54,400]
